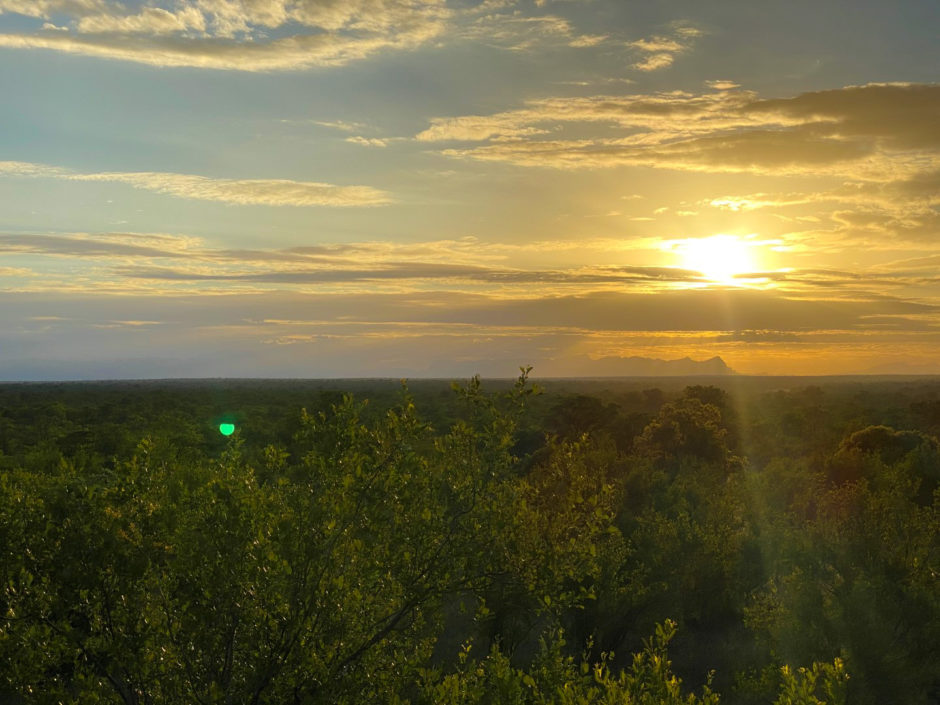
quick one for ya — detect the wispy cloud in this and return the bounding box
[457,8,605,52]
[417,85,769,142]
[0,1,106,17]
[568,33,607,48]
[631,53,675,72]
[0,29,441,70]
[0,231,198,258]
[0,0,614,70]
[75,5,206,35]
[0,0,448,70]
[312,119,371,133]
[418,83,940,198]
[114,262,708,288]
[0,160,391,206]
[0,232,704,290]
[702,167,940,248]
[345,136,389,148]
[628,24,701,71]
[0,232,682,270]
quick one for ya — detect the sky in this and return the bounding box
[0,0,938,379]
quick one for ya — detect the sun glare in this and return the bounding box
[669,235,759,284]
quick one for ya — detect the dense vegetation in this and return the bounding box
[1,373,938,704]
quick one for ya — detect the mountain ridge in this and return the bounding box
[541,354,736,377]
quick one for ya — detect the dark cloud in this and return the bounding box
[431,83,938,178]
[117,262,501,283]
[745,83,940,150]
[645,126,874,170]
[115,263,707,285]
[0,233,185,258]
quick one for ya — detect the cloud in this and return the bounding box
[438,128,874,173]
[706,192,818,212]
[6,229,935,313]
[0,0,448,70]
[457,10,593,52]
[632,126,875,171]
[568,33,606,47]
[818,208,940,247]
[345,136,389,148]
[0,232,477,267]
[418,82,940,184]
[0,230,641,273]
[0,265,32,276]
[0,160,391,206]
[745,83,940,150]
[629,37,684,53]
[5,230,937,336]
[118,262,504,284]
[0,28,441,70]
[631,53,674,72]
[7,1,447,37]
[705,80,739,91]
[76,6,206,35]
[312,119,370,132]
[0,229,757,298]
[0,0,106,18]
[731,267,910,293]
[417,88,769,143]
[416,113,550,142]
[113,262,711,288]
[1,232,677,269]
[628,24,700,71]
[0,231,197,258]
[0,0,615,71]
[702,168,940,246]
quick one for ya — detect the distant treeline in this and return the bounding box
[1,373,938,703]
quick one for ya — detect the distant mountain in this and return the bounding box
[545,355,736,377]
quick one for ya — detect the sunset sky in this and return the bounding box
[1,0,938,378]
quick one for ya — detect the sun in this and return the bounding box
[669,234,759,284]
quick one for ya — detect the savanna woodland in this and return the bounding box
[1,372,938,704]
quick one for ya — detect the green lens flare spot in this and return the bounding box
[219,423,235,436]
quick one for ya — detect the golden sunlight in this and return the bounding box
[668,234,760,284]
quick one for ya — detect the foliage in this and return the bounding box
[1,376,939,703]
[419,621,720,705]
[772,659,848,705]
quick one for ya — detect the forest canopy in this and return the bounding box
[0,373,938,704]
